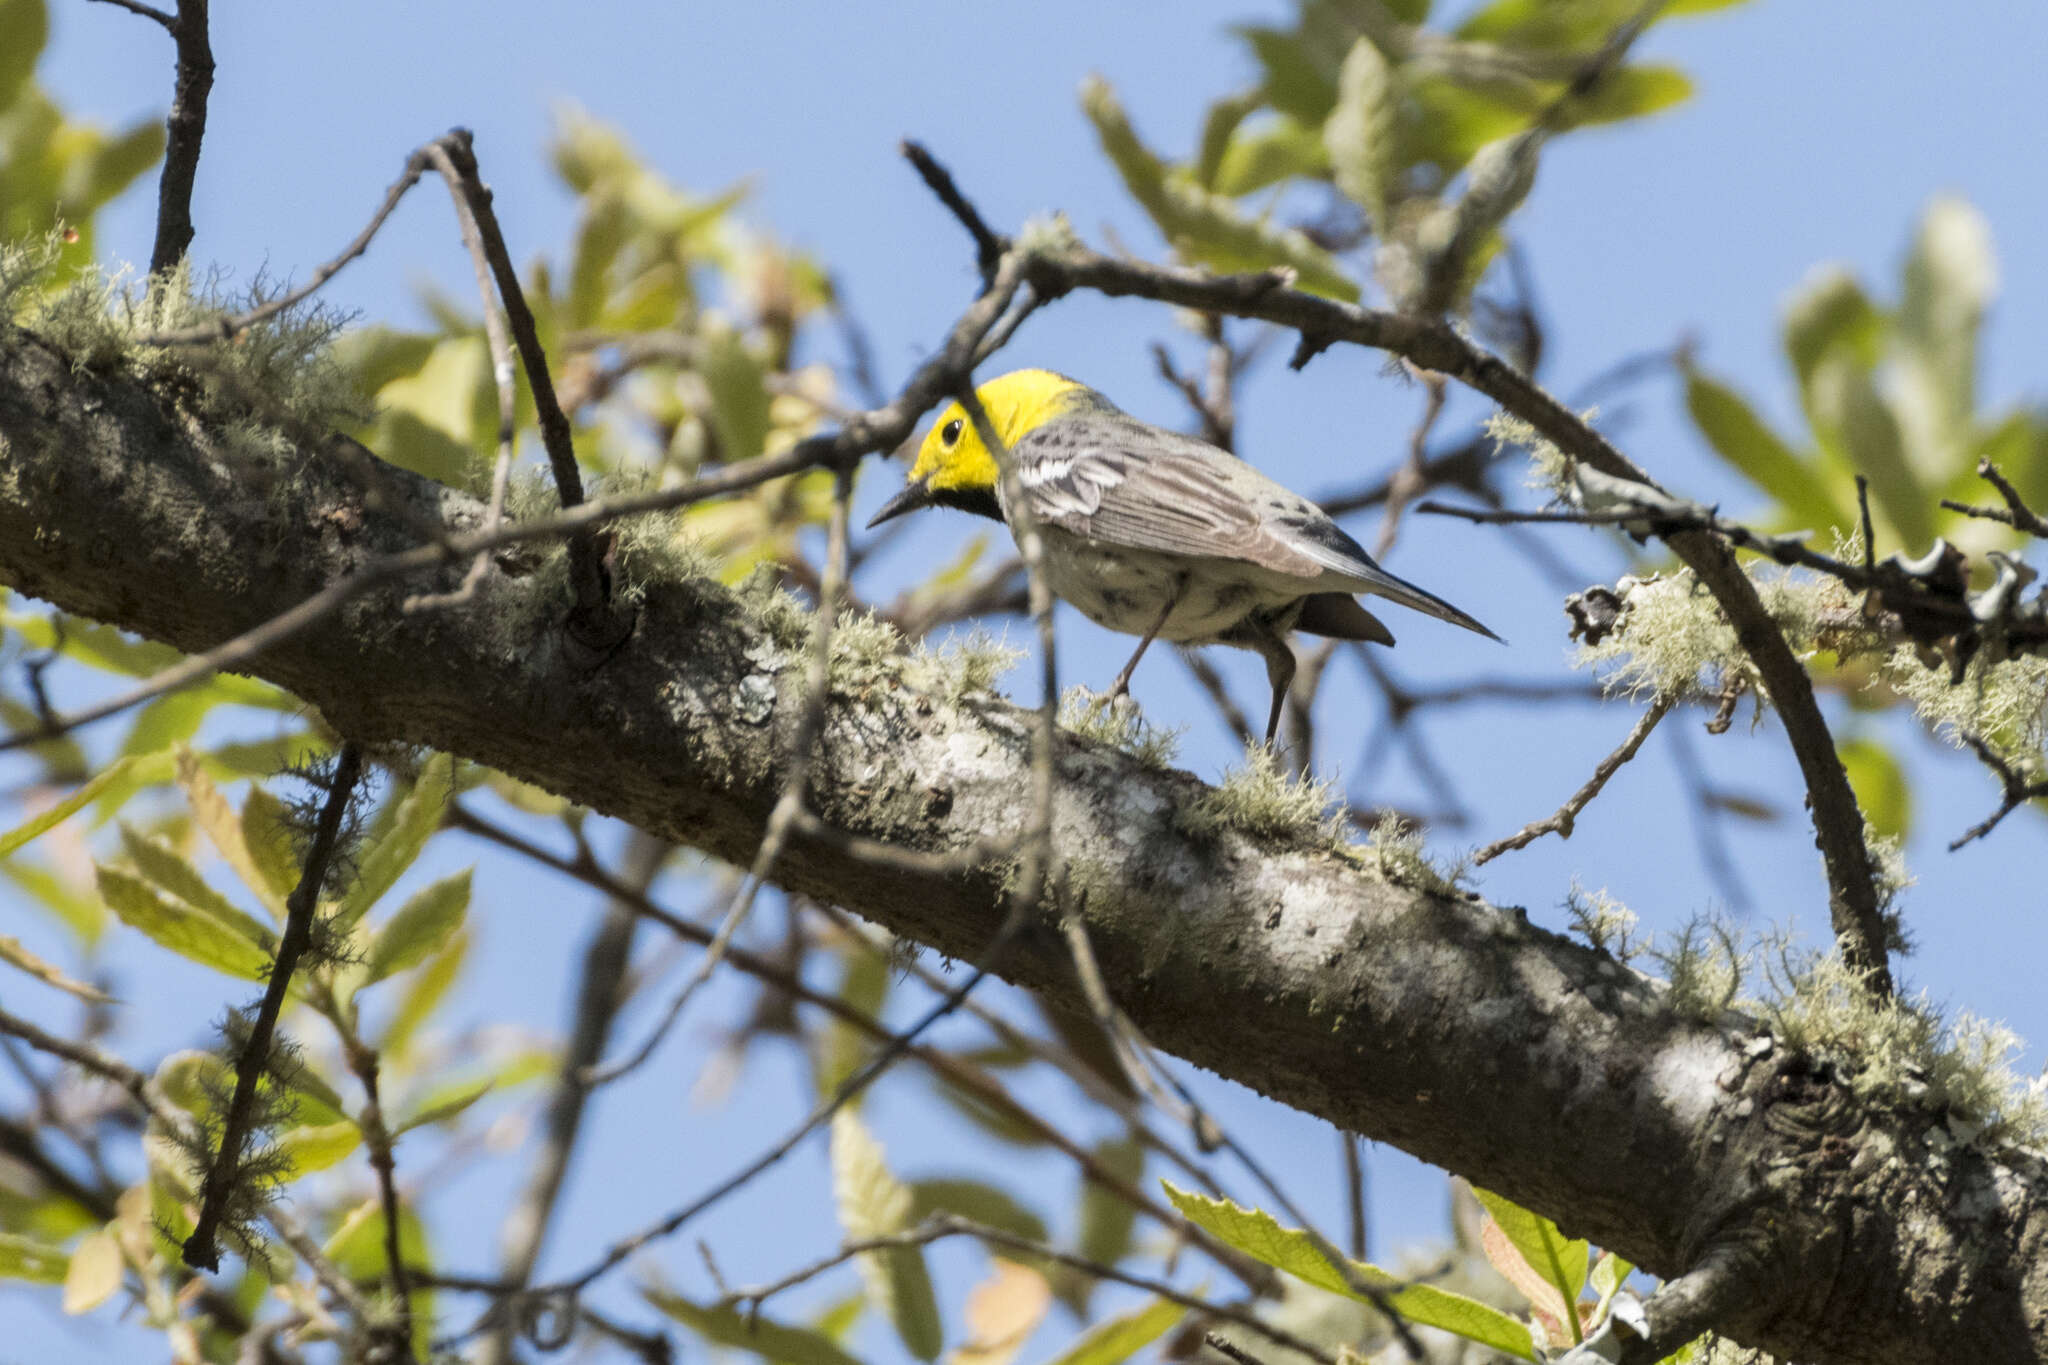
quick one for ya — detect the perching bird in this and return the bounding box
[868,369,1498,743]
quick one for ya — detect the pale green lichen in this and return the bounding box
[1654,914,1750,1024]
[1882,645,2048,776]
[1564,880,1642,961]
[1364,812,1471,896]
[1573,568,1844,710]
[1057,686,1181,768]
[913,629,1022,704]
[1180,748,1351,851]
[6,241,364,465]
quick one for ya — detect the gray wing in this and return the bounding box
[1009,415,1500,641]
[1009,415,1328,578]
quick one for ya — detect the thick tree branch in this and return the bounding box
[3,327,2045,1364]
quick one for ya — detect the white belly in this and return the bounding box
[1034,531,1303,644]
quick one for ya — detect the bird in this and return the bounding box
[867,369,1499,743]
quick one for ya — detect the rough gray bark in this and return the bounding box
[2,324,2045,1364]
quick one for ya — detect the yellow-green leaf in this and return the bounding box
[1084,76,1358,301]
[1683,366,1843,530]
[0,756,137,858]
[700,322,773,465]
[0,932,110,1001]
[1839,737,1911,842]
[1473,1187,1588,1333]
[832,1110,943,1361]
[239,786,303,908]
[1059,1135,1144,1314]
[1325,37,1402,227]
[394,1076,493,1134]
[334,753,453,933]
[177,748,284,918]
[644,1290,864,1365]
[1040,1296,1185,1365]
[0,1231,69,1284]
[60,1227,121,1315]
[275,1121,361,1179]
[118,825,276,950]
[1163,1182,1536,1361]
[95,865,271,980]
[363,870,471,986]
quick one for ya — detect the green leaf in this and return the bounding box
[76,121,165,218]
[1211,116,1330,197]
[831,1111,943,1360]
[0,859,106,944]
[699,322,774,464]
[818,943,890,1095]
[1589,1250,1633,1328]
[394,1076,494,1134]
[1473,1186,1588,1318]
[0,756,138,858]
[96,865,271,980]
[1058,1136,1144,1314]
[1783,267,1883,414]
[1325,37,1402,226]
[0,0,47,111]
[644,1290,864,1365]
[1683,365,1844,530]
[1817,358,1932,550]
[362,870,472,986]
[325,1198,436,1358]
[1194,89,1263,190]
[1163,1182,1537,1361]
[330,326,438,399]
[117,825,277,950]
[333,753,453,933]
[1083,76,1359,301]
[1407,74,1528,175]
[176,748,286,919]
[0,932,110,1002]
[1897,196,1996,476]
[1838,737,1911,842]
[1560,65,1693,126]
[1237,25,1339,124]
[274,1121,361,1179]
[0,1231,69,1285]
[380,929,470,1060]
[1040,1296,1186,1365]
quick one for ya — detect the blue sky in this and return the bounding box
[10,0,2048,1358]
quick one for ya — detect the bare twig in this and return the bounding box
[1475,697,1673,864]
[337,1028,416,1363]
[1950,733,2048,850]
[477,833,663,1365]
[1342,1132,1368,1261]
[147,0,213,277]
[719,1215,1339,1365]
[1372,371,1449,560]
[1941,457,2048,539]
[184,743,365,1271]
[86,0,174,28]
[901,140,1010,289]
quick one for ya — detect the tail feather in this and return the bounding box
[1295,593,1395,646]
[1343,562,1502,643]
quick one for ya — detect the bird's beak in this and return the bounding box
[866,474,934,529]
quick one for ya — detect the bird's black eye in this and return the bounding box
[941,418,964,447]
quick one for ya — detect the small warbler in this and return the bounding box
[869,369,1498,742]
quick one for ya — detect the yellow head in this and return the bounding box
[866,369,1104,527]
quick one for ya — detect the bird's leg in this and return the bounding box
[1109,584,1180,699]
[1247,617,1298,746]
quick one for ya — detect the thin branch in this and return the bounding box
[1372,370,1449,560]
[1342,1132,1368,1261]
[86,0,174,29]
[147,0,213,277]
[900,140,1009,289]
[1941,456,2048,539]
[541,901,1035,1300]
[337,1029,416,1363]
[719,1215,1339,1365]
[477,833,662,1365]
[1475,696,1673,864]
[183,742,365,1272]
[1949,733,2048,850]
[445,806,1255,1288]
